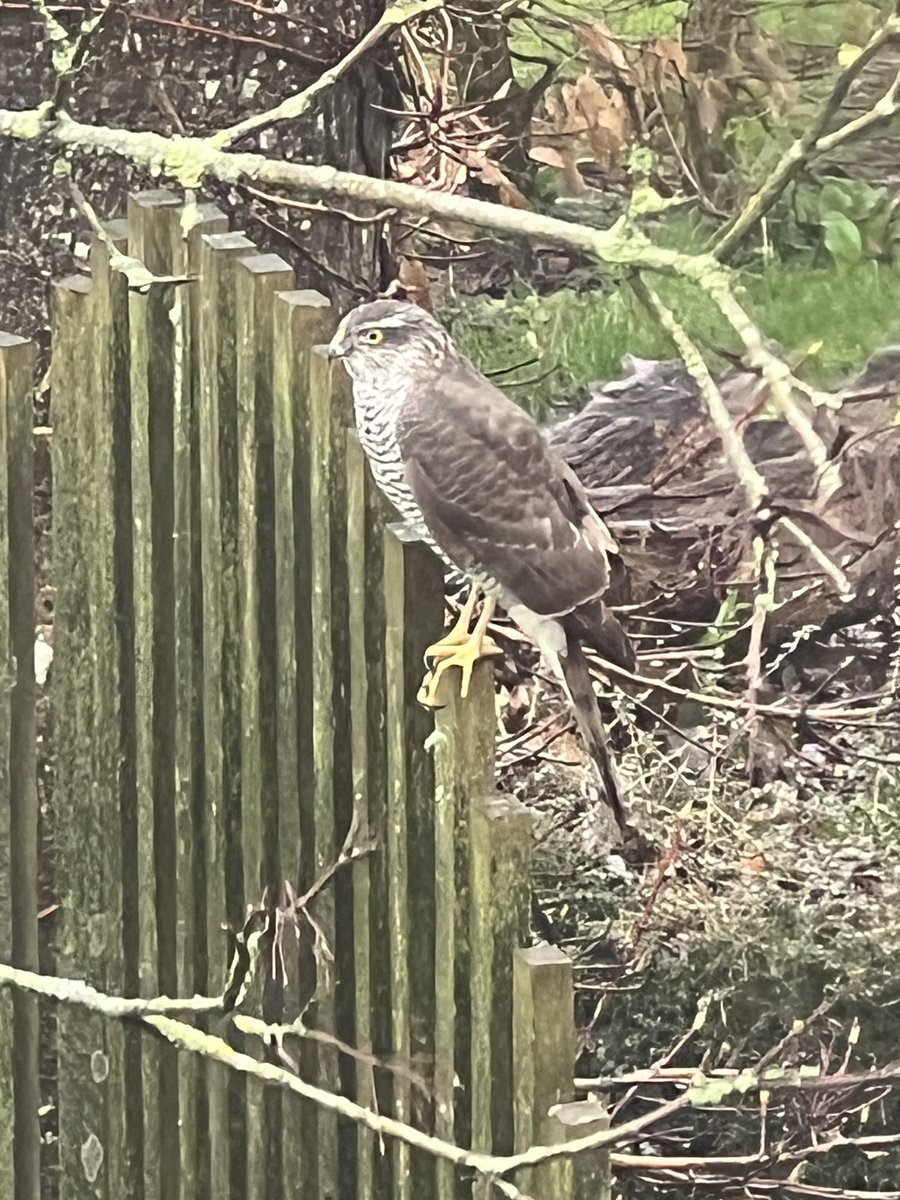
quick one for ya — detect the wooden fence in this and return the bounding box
[0,189,611,1200]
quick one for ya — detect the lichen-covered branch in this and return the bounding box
[0,106,725,282]
[0,104,861,575]
[0,959,692,1180]
[633,280,854,600]
[699,279,841,499]
[815,66,900,156]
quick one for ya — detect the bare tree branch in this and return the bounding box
[700,280,840,500]
[212,0,443,149]
[0,105,859,603]
[713,14,900,260]
[815,66,900,156]
[0,960,693,1181]
[633,278,769,510]
[0,106,713,276]
[634,280,854,600]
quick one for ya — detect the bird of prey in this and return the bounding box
[316,299,636,832]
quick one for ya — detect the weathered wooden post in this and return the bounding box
[127,190,191,1200]
[432,659,498,1200]
[52,268,131,1200]
[196,228,259,1199]
[470,795,532,1175]
[272,286,344,1200]
[345,433,391,1200]
[271,288,312,1200]
[512,943,576,1200]
[548,1100,613,1200]
[383,526,445,1197]
[235,250,296,1200]
[129,190,234,1199]
[0,331,39,1200]
[167,195,229,1200]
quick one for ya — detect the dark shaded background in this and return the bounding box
[0,0,400,361]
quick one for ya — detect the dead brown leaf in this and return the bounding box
[650,38,689,84]
[690,72,730,135]
[739,854,768,874]
[465,151,531,209]
[528,145,569,170]
[396,256,432,309]
[577,20,630,74]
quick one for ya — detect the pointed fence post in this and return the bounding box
[382,525,445,1197]
[235,251,296,1200]
[431,657,496,1200]
[470,794,532,1174]
[345,436,394,1200]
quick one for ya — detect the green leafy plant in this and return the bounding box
[772,176,900,265]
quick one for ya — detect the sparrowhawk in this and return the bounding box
[316,299,635,831]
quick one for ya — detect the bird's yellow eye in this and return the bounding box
[361,328,384,345]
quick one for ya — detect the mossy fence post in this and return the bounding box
[0,187,613,1200]
[1,331,39,1200]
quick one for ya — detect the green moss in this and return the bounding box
[162,136,218,190]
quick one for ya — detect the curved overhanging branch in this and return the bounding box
[0,958,691,1190]
[0,106,723,283]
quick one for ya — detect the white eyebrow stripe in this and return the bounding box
[331,309,416,348]
[332,313,353,345]
[375,315,409,329]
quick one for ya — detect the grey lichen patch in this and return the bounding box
[90,1049,109,1082]
[80,1131,104,1183]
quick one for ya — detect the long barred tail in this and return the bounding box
[559,633,629,837]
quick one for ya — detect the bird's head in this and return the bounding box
[314,299,451,384]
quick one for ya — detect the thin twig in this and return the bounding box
[213,0,444,149]
[126,11,323,63]
[701,279,840,499]
[240,182,396,225]
[636,279,854,599]
[815,66,900,155]
[778,515,854,598]
[634,277,769,510]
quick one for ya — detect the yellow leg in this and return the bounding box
[422,588,480,664]
[418,595,501,708]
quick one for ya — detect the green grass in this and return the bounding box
[449,261,900,419]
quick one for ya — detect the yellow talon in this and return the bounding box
[418,594,501,708]
[422,589,479,664]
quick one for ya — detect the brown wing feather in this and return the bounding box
[397,357,618,618]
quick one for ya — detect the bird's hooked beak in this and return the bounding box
[312,337,348,361]
[313,313,353,361]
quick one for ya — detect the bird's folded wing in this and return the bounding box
[397,362,617,618]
